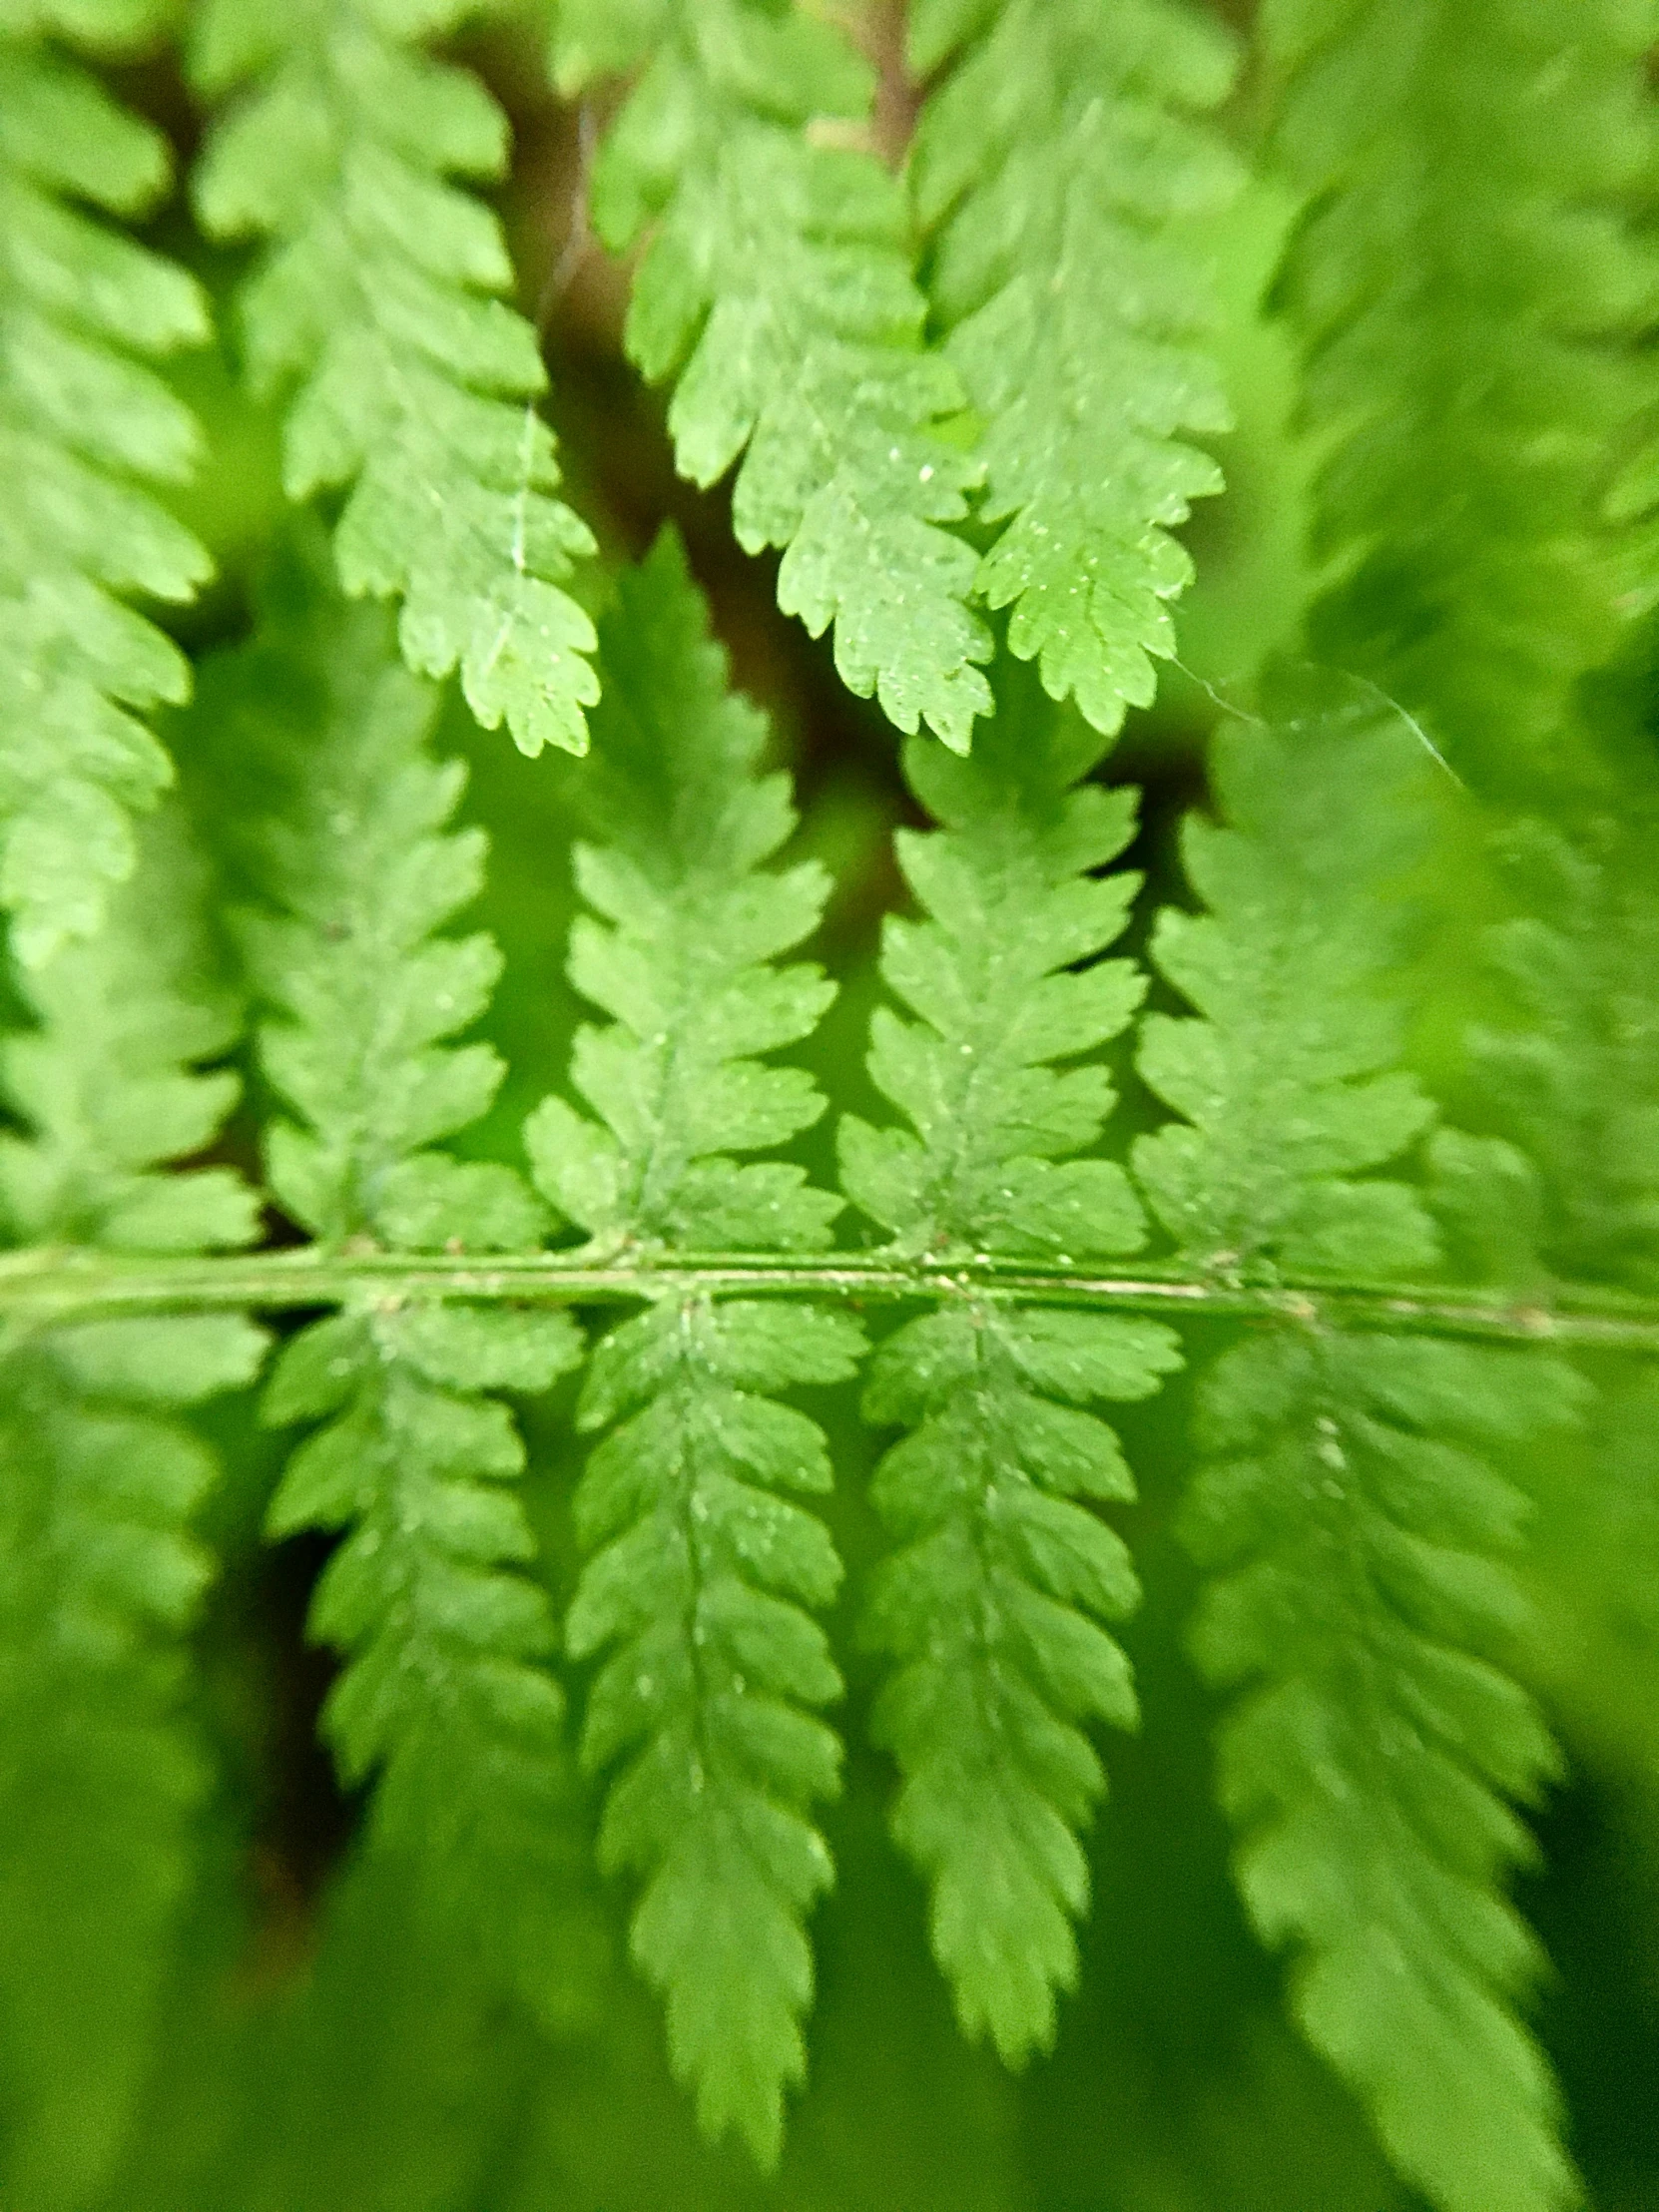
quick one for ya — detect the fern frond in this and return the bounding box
[839,674,1180,2062]
[189,0,599,759]
[1134,699,1584,2212]
[0,13,211,964]
[0,810,265,2211]
[186,543,600,2031]
[525,532,860,2164]
[553,0,992,752]
[1265,0,1659,773]
[909,0,1240,737]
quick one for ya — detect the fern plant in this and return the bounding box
[3,5,1659,2211]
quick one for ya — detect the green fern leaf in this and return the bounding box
[0,20,211,964]
[184,541,600,2032]
[1441,809,1659,1816]
[1133,699,1439,1283]
[554,0,992,752]
[839,673,1181,2062]
[260,1299,598,2033]
[1177,1331,1581,2212]
[910,0,1240,736]
[0,810,258,1257]
[1467,813,1659,1295]
[1265,0,1659,772]
[525,532,860,2164]
[0,810,265,2212]
[189,0,599,759]
[1134,697,1584,2212]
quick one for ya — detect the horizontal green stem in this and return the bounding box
[2,1245,1658,1351]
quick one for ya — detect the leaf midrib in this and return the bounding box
[1,1245,1655,1351]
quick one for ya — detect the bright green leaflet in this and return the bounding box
[553,0,993,752]
[0,810,265,2212]
[189,0,600,759]
[1134,700,1585,2212]
[176,541,600,2034]
[910,0,1240,737]
[525,533,861,2165]
[0,3,210,964]
[840,673,1181,2062]
[1264,0,1659,781]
